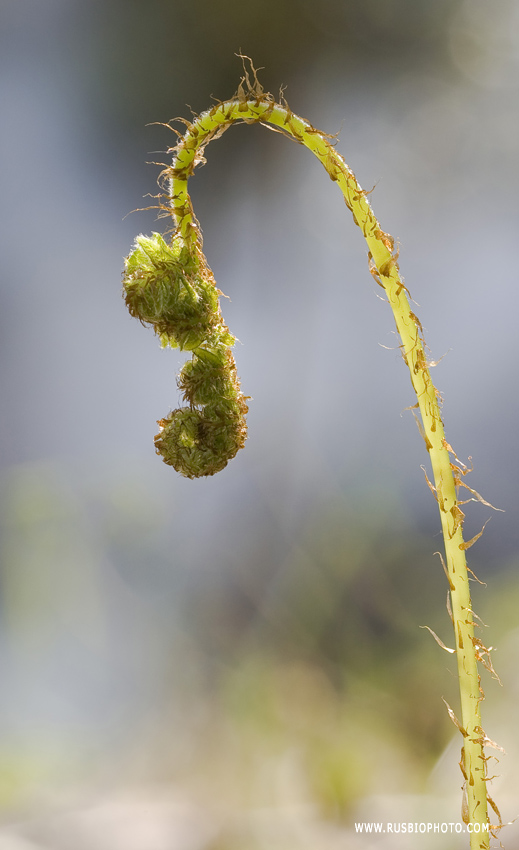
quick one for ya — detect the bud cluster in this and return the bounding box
[123,232,247,476]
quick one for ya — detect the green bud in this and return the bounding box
[123,232,220,350]
[179,349,239,407]
[154,401,248,478]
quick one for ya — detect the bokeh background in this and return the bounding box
[1,1,519,847]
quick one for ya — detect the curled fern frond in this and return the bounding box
[123,62,495,842]
[123,231,248,477]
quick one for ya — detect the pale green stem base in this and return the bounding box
[168,94,490,847]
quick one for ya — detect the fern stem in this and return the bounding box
[165,93,490,845]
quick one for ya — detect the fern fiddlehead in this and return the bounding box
[123,65,498,845]
[123,230,247,478]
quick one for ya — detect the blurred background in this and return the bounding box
[1,0,518,847]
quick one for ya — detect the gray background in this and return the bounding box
[1,1,518,847]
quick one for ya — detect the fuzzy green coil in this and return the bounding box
[122,232,248,477]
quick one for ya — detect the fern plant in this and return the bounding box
[122,62,500,847]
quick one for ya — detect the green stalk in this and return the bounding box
[127,82,493,845]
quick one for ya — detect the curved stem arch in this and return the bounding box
[167,93,490,845]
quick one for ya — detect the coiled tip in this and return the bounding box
[154,399,248,478]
